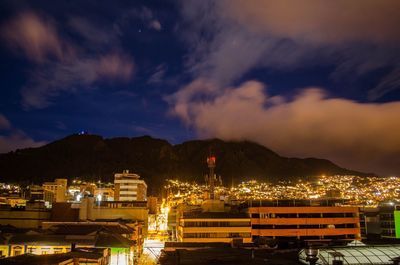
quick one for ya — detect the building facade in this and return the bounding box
[249,201,361,241]
[176,200,252,243]
[0,201,50,228]
[43,179,67,204]
[177,211,252,243]
[114,170,147,201]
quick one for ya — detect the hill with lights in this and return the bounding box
[0,134,369,192]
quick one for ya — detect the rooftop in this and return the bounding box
[299,245,400,265]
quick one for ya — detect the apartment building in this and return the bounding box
[114,170,147,201]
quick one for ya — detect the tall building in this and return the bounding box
[114,170,147,201]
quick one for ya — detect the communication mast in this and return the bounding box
[206,155,216,199]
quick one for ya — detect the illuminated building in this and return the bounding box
[25,185,44,201]
[0,201,50,228]
[2,222,138,264]
[79,197,148,238]
[114,170,147,201]
[360,202,400,239]
[249,200,361,241]
[94,187,114,201]
[0,197,26,207]
[43,179,68,204]
[175,155,253,244]
[177,200,252,243]
[0,248,110,265]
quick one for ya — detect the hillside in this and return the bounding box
[0,134,369,193]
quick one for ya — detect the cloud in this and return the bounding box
[115,7,162,32]
[0,131,46,153]
[1,12,135,109]
[149,20,162,31]
[179,1,400,97]
[139,7,162,31]
[0,114,46,153]
[168,80,400,175]
[68,16,117,46]
[0,114,11,130]
[148,64,167,84]
[224,0,400,45]
[97,53,134,81]
[1,12,65,63]
[368,67,400,100]
[21,52,134,108]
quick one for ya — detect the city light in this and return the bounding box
[164,175,400,206]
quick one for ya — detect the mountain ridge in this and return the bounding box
[0,134,372,193]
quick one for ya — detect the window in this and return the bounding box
[27,247,36,254]
[54,248,63,254]
[13,246,22,256]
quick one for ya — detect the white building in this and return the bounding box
[114,170,147,201]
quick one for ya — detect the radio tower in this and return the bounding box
[206,155,216,199]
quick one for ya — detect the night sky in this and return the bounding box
[1,1,400,175]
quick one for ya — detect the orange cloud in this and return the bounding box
[97,53,134,81]
[224,0,400,44]
[169,80,400,175]
[1,12,65,62]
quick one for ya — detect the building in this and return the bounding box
[0,248,110,265]
[43,179,68,204]
[79,197,148,237]
[249,200,361,242]
[299,244,400,265]
[0,197,26,207]
[177,200,252,243]
[360,202,400,239]
[94,187,114,201]
[25,185,44,201]
[0,201,50,228]
[114,170,147,201]
[1,223,137,264]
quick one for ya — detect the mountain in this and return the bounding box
[0,134,369,193]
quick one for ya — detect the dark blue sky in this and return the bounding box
[1,0,400,175]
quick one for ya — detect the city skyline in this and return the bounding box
[1,1,400,176]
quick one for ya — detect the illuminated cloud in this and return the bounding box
[1,12,135,109]
[224,0,400,44]
[169,80,400,175]
[21,52,134,108]
[149,20,162,31]
[0,114,46,153]
[180,1,400,98]
[97,53,134,81]
[1,12,64,63]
